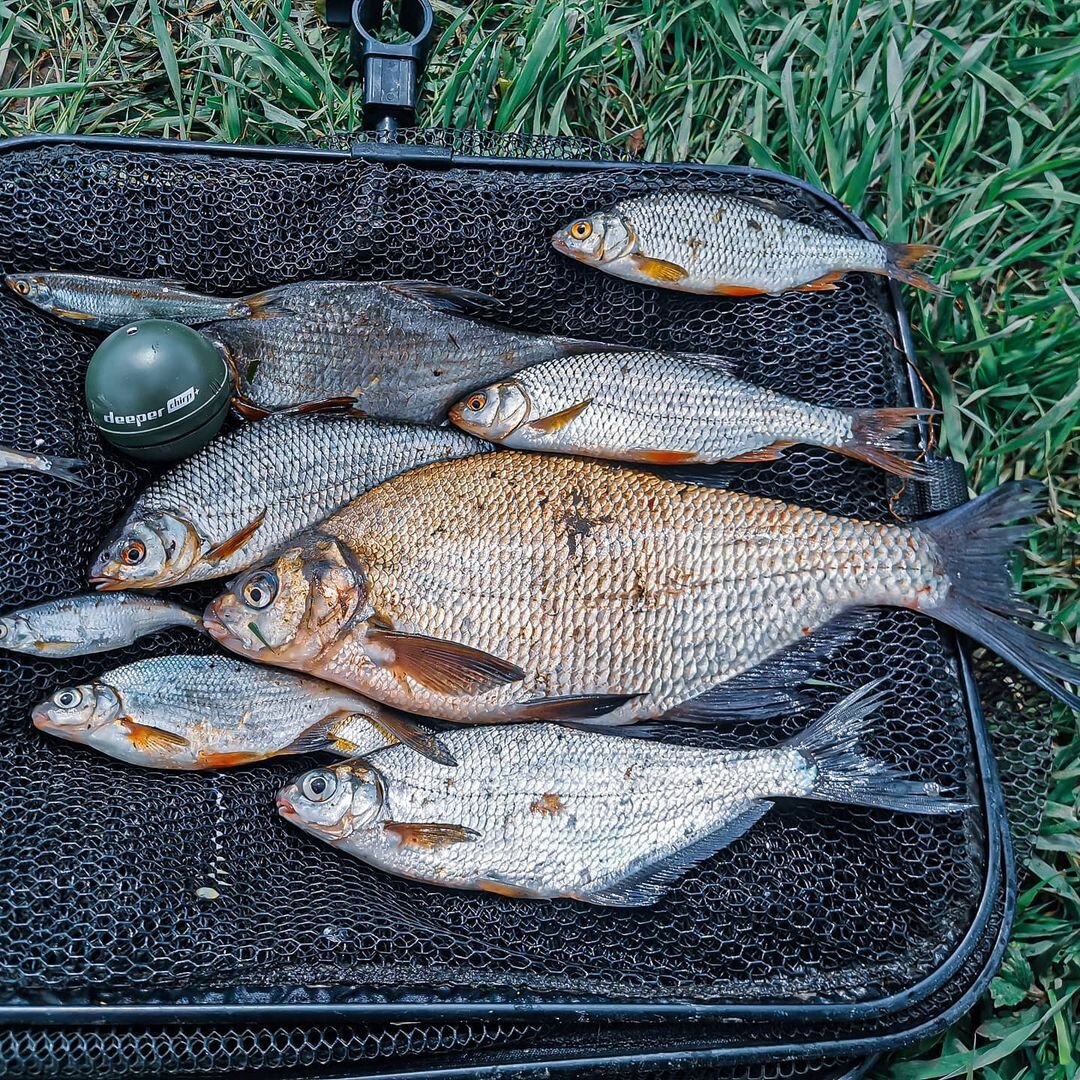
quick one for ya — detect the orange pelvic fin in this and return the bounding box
[711,284,768,297]
[195,750,262,769]
[361,709,457,766]
[632,449,698,465]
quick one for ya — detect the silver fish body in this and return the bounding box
[203,280,594,422]
[30,653,419,770]
[449,351,930,478]
[4,272,249,330]
[0,445,87,486]
[0,593,202,657]
[89,414,491,589]
[278,685,962,905]
[552,192,939,295]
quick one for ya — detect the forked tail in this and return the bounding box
[879,242,948,295]
[919,480,1080,709]
[836,407,938,479]
[788,682,967,814]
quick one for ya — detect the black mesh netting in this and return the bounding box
[0,128,1016,1030]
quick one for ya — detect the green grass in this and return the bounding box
[2,1,1078,1075]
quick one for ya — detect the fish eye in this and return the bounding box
[241,570,278,610]
[52,687,83,709]
[466,392,487,412]
[121,540,146,566]
[301,770,337,802]
[11,278,30,296]
[570,220,593,241]
[0,623,6,640]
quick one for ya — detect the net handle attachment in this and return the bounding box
[325,0,434,139]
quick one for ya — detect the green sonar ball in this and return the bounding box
[85,319,233,463]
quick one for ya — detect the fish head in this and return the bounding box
[5,273,51,307]
[552,211,635,265]
[203,536,363,665]
[448,381,530,441]
[0,613,36,651]
[90,511,202,589]
[32,681,121,742]
[277,761,384,842]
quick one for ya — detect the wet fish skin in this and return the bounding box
[0,593,203,658]
[0,445,87,486]
[89,414,491,590]
[449,351,933,479]
[204,459,1079,723]
[552,192,942,296]
[203,279,599,423]
[4,272,250,331]
[278,685,963,905]
[30,653,415,770]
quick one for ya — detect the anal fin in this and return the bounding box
[796,271,844,292]
[580,802,772,906]
[725,440,797,464]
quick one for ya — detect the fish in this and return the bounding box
[449,350,935,479]
[203,455,1080,727]
[200,279,604,423]
[552,192,944,296]
[0,445,87,486]
[31,653,453,770]
[4,272,250,331]
[89,413,491,590]
[277,683,965,906]
[0,593,203,658]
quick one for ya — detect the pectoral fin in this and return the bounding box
[383,821,480,850]
[630,255,688,282]
[365,627,525,696]
[527,398,592,434]
[52,307,98,322]
[121,718,190,756]
[204,509,266,563]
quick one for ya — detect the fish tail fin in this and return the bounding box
[43,454,89,486]
[918,480,1080,709]
[881,242,949,295]
[788,682,968,814]
[835,407,938,479]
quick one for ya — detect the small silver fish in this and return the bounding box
[553,192,942,296]
[0,445,87,486]
[449,351,933,478]
[278,684,964,906]
[32,653,451,770]
[5,272,250,331]
[0,593,203,657]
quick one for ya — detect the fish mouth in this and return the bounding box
[275,793,296,818]
[30,705,52,730]
[202,613,230,643]
[88,574,125,591]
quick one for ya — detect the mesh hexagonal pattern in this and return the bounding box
[0,129,1000,1025]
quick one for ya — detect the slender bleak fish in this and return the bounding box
[4,272,250,331]
[278,685,964,906]
[0,445,87,486]
[552,192,943,296]
[32,653,452,770]
[89,414,491,590]
[0,593,203,658]
[450,351,934,478]
[204,455,1080,727]
[201,279,604,423]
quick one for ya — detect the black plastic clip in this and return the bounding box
[325,0,435,139]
